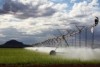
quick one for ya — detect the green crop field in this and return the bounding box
[0,48,100,65]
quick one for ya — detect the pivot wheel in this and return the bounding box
[49,50,56,55]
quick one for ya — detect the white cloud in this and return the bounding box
[53,3,68,11]
[89,0,99,6]
[71,0,77,3]
[69,0,100,24]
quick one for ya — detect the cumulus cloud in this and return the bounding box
[0,0,68,19]
[69,0,100,24]
[0,0,100,44]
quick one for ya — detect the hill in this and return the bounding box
[0,40,32,48]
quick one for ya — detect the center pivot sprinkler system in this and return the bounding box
[34,17,99,55]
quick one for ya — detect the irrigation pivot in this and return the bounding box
[57,29,69,47]
[76,25,85,47]
[33,17,99,55]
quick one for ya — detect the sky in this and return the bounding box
[0,0,100,45]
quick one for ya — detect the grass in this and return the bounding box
[0,48,100,64]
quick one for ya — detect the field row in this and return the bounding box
[0,48,100,64]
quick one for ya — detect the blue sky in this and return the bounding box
[0,0,4,9]
[51,0,100,10]
[0,0,3,4]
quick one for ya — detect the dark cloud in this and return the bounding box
[15,8,56,19]
[0,0,56,19]
[74,14,88,18]
[0,0,29,15]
